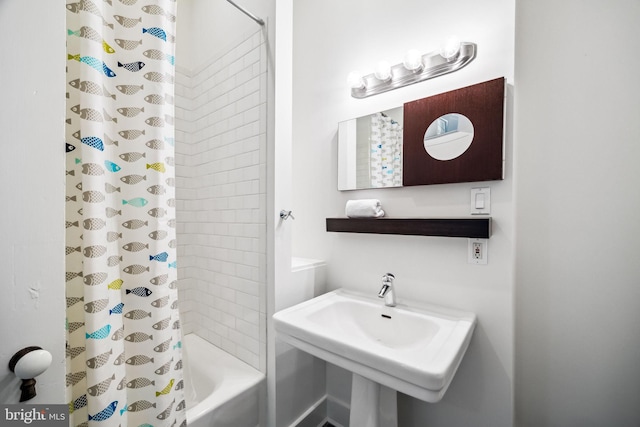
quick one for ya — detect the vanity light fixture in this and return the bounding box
[349,40,477,99]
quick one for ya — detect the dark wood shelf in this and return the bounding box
[326,217,491,238]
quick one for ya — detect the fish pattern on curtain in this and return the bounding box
[369,112,403,187]
[65,1,185,426]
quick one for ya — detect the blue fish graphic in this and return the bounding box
[168,260,177,269]
[120,404,128,416]
[173,341,182,350]
[142,27,166,41]
[149,252,169,262]
[122,198,148,207]
[81,136,104,151]
[86,324,111,339]
[88,401,118,422]
[109,303,124,315]
[126,287,152,297]
[68,54,116,77]
[104,160,121,172]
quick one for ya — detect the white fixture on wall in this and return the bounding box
[470,187,491,215]
[273,289,477,426]
[8,346,53,402]
[468,238,488,265]
[439,37,463,60]
[348,39,477,99]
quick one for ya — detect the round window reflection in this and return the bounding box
[423,113,474,161]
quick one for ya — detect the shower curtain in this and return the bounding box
[65,1,185,426]
[370,112,403,187]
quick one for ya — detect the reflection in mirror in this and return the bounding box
[423,113,474,161]
[338,107,403,190]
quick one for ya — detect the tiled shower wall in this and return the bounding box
[175,28,267,372]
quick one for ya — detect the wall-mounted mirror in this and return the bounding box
[424,113,474,161]
[338,106,403,190]
[338,77,505,190]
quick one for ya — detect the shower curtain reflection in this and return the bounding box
[370,112,403,187]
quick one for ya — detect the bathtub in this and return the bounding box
[183,333,266,427]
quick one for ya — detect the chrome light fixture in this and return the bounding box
[349,40,476,99]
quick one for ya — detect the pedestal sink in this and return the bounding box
[273,289,476,426]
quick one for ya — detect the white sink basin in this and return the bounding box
[273,289,476,402]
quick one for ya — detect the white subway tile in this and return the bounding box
[176,30,267,365]
[236,347,259,370]
[236,291,259,311]
[242,307,260,324]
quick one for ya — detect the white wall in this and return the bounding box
[292,0,515,425]
[514,1,640,426]
[177,0,272,70]
[0,0,65,403]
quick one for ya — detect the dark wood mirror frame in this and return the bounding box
[403,77,505,186]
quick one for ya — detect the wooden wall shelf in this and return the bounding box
[326,217,491,239]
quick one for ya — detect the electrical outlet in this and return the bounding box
[468,238,488,265]
[472,242,483,259]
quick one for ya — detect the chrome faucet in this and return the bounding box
[378,273,396,307]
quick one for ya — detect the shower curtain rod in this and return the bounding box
[226,0,265,26]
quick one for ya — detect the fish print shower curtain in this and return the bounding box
[370,112,403,187]
[65,1,185,426]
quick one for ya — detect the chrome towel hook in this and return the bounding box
[279,210,295,221]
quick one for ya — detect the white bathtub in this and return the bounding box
[183,334,265,427]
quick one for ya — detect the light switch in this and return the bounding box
[470,187,490,215]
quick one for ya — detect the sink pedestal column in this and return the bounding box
[350,373,398,427]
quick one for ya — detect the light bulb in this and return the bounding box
[403,49,423,71]
[374,61,392,81]
[440,37,461,60]
[347,71,365,89]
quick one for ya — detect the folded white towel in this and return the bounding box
[345,199,385,218]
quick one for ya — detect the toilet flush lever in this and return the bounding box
[279,210,295,220]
